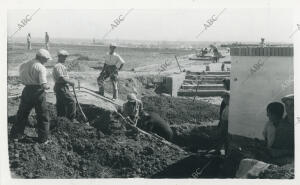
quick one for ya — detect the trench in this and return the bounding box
[78,103,239,178]
[8,97,240,178]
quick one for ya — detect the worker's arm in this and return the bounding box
[39,66,49,90]
[266,126,276,148]
[57,76,75,87]
[117,55,125,71]
[119,64,124,71]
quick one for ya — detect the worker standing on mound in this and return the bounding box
[97,43,125,100]
[10,49,52,143]
[123,93,144,126]
[52,50,78,123]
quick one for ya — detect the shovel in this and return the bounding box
[72,86,90,126]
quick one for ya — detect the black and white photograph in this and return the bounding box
[1,0,300,184]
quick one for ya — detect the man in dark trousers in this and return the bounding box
[97,43,125,100]
[10,49,52,143]
[52,50,77,123]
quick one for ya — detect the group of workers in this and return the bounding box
[9,41,294,164]
[27,32,50,50]
[9,43,147,144]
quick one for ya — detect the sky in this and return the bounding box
[7,8,294,42]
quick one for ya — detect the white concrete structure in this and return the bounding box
[229,46,293,139]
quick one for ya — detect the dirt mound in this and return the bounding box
[171,123,221,151]
[142,96,219,125]
[8,98,189,178]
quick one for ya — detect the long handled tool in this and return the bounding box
[72,86,90,126]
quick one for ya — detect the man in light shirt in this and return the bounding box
[10,49,52,143]
[52,50,77,123]
[97,43,125,100]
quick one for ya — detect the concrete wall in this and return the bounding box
[229,48,293,139]
[163,72,186,97]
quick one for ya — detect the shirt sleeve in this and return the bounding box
[38,65,47,85]
[55,65,67,78]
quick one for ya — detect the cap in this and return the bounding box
[281,94,294,103]
[109,43,117,48]
[127,93,137,102]
[37,49,52,60]
[57,50,69,56]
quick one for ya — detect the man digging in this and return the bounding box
[52,50,79,123]
[97,43,125,100]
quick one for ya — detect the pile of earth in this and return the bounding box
[142,96,219,125]
[7,98,189,178]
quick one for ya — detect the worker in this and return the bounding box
[262,102,284,148]
[261,95,294,164]
[219,78,230,120]
[217,91,230,154]
[27,33,31,50]
[45,32,50,50]
[9,49,52,143]
[97,43,125,100]
[123,93,143,126]
[52,50,78,123]
[212,48,219,63]
[221,62,225,71]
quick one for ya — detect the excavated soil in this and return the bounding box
[7,94,294,179]
[7,97,189,178]
[142,96,219,125]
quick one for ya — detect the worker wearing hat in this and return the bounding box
[217,90,230,155]
[97,43,125,100]
[52,50,77,123]
[10,49,52,143]
[123,93,143,126]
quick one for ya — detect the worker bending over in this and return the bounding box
[123,93,143,126]
[52,50,78,123]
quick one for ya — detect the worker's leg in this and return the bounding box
[111,72,118,99]
[97,69,109,96]
[62,86,76,120]
[10,87,34,139]
[45,42,49,50]
[54,84,66,117]
[34,90,49,143]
